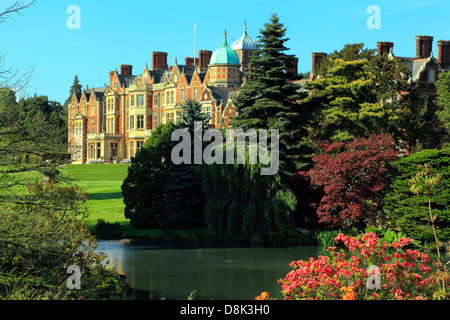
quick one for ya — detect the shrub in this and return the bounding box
[277,232,448,300]
[91,219,123,239]
[383,148,450,248]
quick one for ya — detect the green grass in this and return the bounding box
[5,163,195,240]
[64,163,170,239]
[63,163,130,225]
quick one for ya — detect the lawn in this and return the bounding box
[63,163,130,224]
[64,163,166,239]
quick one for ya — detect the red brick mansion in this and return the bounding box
[68,27,266,163]
[68,30,448,163]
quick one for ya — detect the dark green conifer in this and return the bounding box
[231,14,311,178]
[164,99,210,230]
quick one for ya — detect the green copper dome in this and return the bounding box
[210,30,240,65]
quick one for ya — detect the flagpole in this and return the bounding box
[194,23,197,67]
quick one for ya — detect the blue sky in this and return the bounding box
[1,0,450,104]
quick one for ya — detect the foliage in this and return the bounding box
[89,219,123,239]
[305,133,399,229]
[0,182,132,299]
[436,70,450,131]
[305,44,430,150]
[164,99,209,230]
[200,141,297,244]
[383,148,450,248]
[231,13,312,178]
[121,122,175,228]
[63,75,82,109]
[277,232,447,300]
[315,229,341,247]
[0,89,69,196]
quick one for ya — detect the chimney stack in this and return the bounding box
[152,51,168,70]
[377,41,394,56]
[120,64,133,76]
[310,52,327,80]
[416,35,433,59]
[438,40,450,69]
[199,50,212,69]
[286,56,299,77]
[185,57,195,66]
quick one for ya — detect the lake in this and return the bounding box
[97,239,328,300]
[97,239,450,300]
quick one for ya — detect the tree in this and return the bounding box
[383,148,450,248]
[0,182,132,299]
[231,13,311,178]
[436,71,450,130]
[0,93,70,197]
[200,146,297,244]
[409,164,444,260]
[306,133,399,229]
[121,122,175,228]
[163,99,210,230]
[305,43,430,151]
[63,75,82,110]
[0,2,131,299]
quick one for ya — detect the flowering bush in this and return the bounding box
[277,232,448,300]
[255,292,270,300]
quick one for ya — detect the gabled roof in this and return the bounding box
[209,86,233,105]
[117,75,135,88]
[398,56,432,82]
[85,86,107,101]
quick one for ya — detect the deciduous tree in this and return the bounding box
[306,133,399,228]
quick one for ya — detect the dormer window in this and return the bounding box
[174,74,178,82]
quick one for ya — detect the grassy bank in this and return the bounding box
[62,164,156,239]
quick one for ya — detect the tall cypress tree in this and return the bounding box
[164,99,210,230]
[231,14,311,178]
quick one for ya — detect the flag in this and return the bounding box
[195,24,198,29]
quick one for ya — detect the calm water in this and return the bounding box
[97,240,327,300]
[97,239,450,300]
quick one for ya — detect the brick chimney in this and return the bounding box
[310,52,327,80]
[109,70,115,84]
[377,41,394,56]
[120,64,133,76]
[438,40,450,69]
[151,51,168,70]
[199,50,212,69]
[185,57,195,66]
[286,56,298,77]
[416,35,433,59]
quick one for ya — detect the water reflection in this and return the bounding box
[97,240,324,300]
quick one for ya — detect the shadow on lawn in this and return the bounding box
[89,192,123,200]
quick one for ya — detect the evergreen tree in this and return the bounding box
[121,122,175,228]
[64,75,82,110]
[231,14,311,178]
[436,71,450,131]
[383,148,450,248]
[163,99,210,230]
